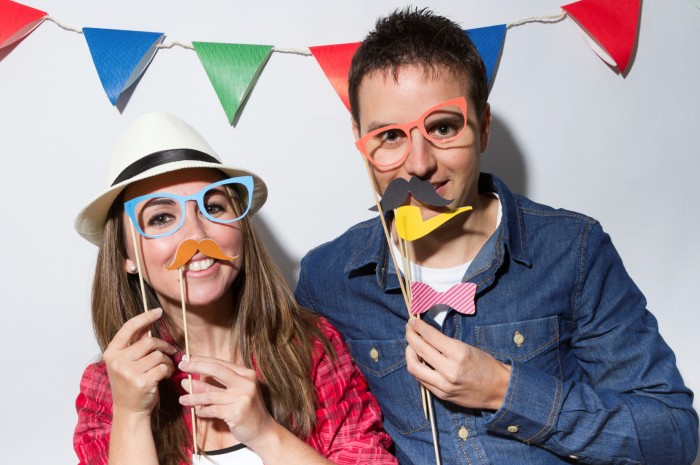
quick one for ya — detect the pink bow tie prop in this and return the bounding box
[410,282,477,315]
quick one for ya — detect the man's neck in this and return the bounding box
[398,193,499,269]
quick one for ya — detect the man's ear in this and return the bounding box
[479,103,492,153]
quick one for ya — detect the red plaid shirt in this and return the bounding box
[74,319,395,465]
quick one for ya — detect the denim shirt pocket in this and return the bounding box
[474,316,562,378]
[346,339,430,435]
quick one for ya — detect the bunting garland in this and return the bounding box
[0,0,645,123]
[562,0,640,73]
[309,42,361,111]
[83,28,164,105]
[466,25,507,85]
[0,0,46,48]
[193,43,273,125]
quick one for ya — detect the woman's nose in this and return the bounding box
[179,201,208,239]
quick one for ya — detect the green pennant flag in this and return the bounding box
[193,42,273,125]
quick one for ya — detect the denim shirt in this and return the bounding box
[296,174,698,465]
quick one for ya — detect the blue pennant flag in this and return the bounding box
[465,25,507,85]
[83,28,164,105]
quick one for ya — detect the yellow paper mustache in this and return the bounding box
[165,238,237,270]
[395,205,473,241]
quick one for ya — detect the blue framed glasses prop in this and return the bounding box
[124,176,254,239]
[355,96,469,171]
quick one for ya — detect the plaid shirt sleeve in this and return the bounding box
[307,319,397,465]
[73,361,112,465]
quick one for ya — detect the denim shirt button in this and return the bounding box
[569,456,579,460]
[513,331,525,347]
[507,425,519,434]
[369,347,379,362]
[458,425,469,440]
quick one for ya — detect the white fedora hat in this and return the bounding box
[75,112,268,245]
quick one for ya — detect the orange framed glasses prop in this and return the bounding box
[355,96,468,171]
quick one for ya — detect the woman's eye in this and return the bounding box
[147,213,176,227]
[205,202,227,216]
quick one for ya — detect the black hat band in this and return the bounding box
[111,149,220,186]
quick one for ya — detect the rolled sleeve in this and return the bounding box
[74,362,112,465]
[487,361,563,444]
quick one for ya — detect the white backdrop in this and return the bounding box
[0,1,698,463]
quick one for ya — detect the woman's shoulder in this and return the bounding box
[310,317,356,378]
[313,316,347,352]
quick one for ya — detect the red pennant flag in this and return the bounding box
[0,0,47,49]
[309,42,361,112]
[562,0,641,73]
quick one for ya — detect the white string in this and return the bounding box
[154,43,311,55]
[157,41,194,50]
[507,11,567,29]
[44,16,83,34]
[41,13,567,47]
[272,47,312,56]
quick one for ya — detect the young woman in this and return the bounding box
[73,113,395,465]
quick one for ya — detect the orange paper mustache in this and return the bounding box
[165,238,238,270]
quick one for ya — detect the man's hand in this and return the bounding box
[405,317,511,411]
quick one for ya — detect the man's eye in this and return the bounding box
[428,118,463,140]
[434,124,457,137]
[379,129,406,145]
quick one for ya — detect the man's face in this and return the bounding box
[353,64,491,220]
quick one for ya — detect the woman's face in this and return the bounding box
[121,168,244,311]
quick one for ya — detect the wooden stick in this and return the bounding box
[362,159,410,310]
[401,238,431,420]
[404,232,441,465]
[426,391,442,465]
[178,267,198,456]
[360,159,440,465]
[128,220,151,337]
[400,237,429,419]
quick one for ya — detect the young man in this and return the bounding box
[296,8,698,465]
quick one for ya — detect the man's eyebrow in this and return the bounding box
[365,120,399,133]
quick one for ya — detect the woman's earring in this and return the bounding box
[128,264,137,273]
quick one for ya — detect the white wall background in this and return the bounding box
[0,0,698,463]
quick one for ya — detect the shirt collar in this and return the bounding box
[344,173,531,290]
[343,213,403,291]
[479,173,531,266]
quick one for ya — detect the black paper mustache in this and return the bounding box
[369,176,453,213]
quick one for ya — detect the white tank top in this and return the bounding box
[192,443,263,465]
[391,195,502,325]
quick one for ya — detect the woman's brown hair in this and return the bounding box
[92,176,332,465]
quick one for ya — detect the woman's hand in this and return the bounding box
[178,356,274,447]
[103,308,177,416]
